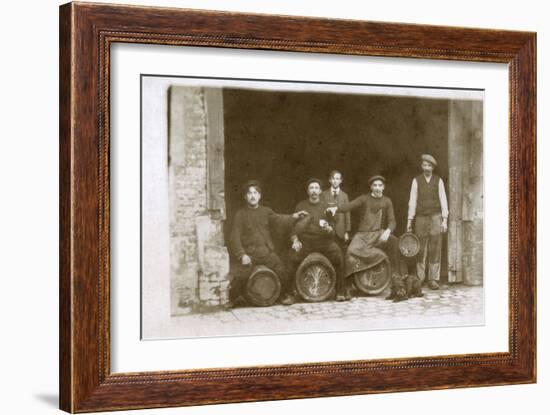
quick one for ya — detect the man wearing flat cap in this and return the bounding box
[229,180,309,306]
[406,154,449,290]
[289,178,348,301]
[327,176,407,294]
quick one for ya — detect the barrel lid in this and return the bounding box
[399,232,420,257]
[246,266,281,307]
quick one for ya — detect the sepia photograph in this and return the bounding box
[141,75,484,339]
[51,1,538,412]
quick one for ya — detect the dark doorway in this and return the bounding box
[223,88,450,280]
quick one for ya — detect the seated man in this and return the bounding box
[229,180,308,306]
[289,178,348,302]
[328,175,407,291]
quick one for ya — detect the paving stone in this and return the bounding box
[171,285,484,336]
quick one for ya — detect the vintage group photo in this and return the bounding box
[141,76,484,339]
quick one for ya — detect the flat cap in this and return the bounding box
[368,175,386,185]
[421,154,437,166]
[306,178,323,188]
[242,179,262,193]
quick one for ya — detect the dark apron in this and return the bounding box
[344,230,387,278]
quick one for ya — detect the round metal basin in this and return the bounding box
[399,232,420,258]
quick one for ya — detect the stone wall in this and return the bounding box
[461,101,483,286]
[169,86,230,315]
[448,101,483,285]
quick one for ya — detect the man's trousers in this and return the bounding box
[414,213,443,282]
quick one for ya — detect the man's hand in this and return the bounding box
[241,254,252,266]
[292,210,309,219]
[323,224,334,234]
[379,228,391,243]
[292,238,302,252]
[406,219,413,233]
[325,207,338,217]
[318,219,333,233]
[441,218,448,233]
[344,232,350,243]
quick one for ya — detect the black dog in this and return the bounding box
[386,274,423,302]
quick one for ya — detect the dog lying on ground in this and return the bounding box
[386,274,423,302]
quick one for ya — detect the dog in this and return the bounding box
[385,274,423,302]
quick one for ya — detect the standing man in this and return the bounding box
[320,170,351,246]
[406,154,449,290]
[289,178,348,301]
[229,180,308,306]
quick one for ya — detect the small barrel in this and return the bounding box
[245,265,282,307]
[295,252,336,302]
[353,258,391,295]
[399,232,421,257]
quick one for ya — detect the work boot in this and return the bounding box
[336,293,350,302]
[336,282,352,301]
[344,288,352,301]
[230,295,248,308]
[280,293,296,306]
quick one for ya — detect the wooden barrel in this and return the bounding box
[353,258,391,295]
[295,253,336,302]
[245,265,282,307]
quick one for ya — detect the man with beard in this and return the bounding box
[406,154,449,290]
[229,180,308,306]
[289,178,348,301]
[327,176,407,290]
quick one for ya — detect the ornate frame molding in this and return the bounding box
[60,2,536,412]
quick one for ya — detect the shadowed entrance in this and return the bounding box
[223,88,452,280]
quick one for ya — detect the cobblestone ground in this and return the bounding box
[169,284,484,338]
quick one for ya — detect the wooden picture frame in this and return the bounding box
[59,2,536,412]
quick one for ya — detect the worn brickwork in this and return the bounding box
[461,101,483,285]
[462,220,483,285]
[448,100,483,286]
[198,245,231,309]
[169,87,230,315]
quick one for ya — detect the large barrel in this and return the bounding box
[353,258,391,295]
[245,265,282,307]
[295,252,336,302]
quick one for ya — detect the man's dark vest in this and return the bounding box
[416,174,441,215]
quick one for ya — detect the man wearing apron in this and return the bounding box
[328,175,407,290]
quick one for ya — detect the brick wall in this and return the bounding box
[169,86,230,315]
